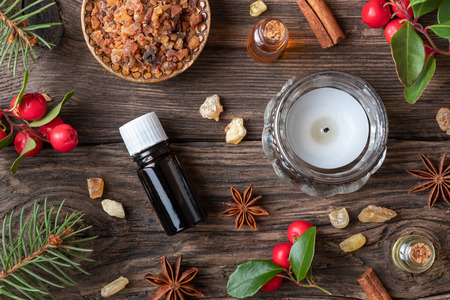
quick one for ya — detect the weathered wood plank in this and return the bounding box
[0,140,448,299]
[0,1,449,144]
[0,0,449,299]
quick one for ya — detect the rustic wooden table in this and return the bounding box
[0,0,449,299]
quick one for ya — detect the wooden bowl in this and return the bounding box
[81,0,210,83]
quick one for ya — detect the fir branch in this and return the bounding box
[0,199,97,299]
[0,0,61,76]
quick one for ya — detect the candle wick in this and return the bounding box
[322,127,330,133]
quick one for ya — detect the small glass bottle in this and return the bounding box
[392,235,435,273]
[247,18,289,63]
[119,113,206,236]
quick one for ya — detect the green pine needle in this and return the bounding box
[0,0,60,76]
[0,199,97,299]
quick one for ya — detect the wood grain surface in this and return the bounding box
[0,0,449,299]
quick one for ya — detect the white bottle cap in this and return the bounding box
[119,112,169,156]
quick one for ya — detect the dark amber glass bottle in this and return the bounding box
[120,113,206,236]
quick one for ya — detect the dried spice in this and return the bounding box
[199,94,223,121]
[250,0,267,17]
[328,207,349,229]
[221,183,268,230]
[406,153,450,209]
[225,117,247,144]
[436,108,450,135]
[358,205,397,223]
[358,268,392,300]
[101,199,125,218]
[89,0,204,74]
[87,177,104,199]
[101,276,129,297]
[339,233,366,253]
[144,255,204,300]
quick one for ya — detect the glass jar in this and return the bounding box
[247,18,289,63]
[392,235,435,273]
[262,71,388,197]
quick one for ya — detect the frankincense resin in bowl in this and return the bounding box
[81,0,210,83]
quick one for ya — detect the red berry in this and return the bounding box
[423,41,433,58]
[287,220,312,244]
[362,0,391,28]
[14,130,43,157]
[272,243,292,268]
[49,124,78,153]
[260,275,282,292]
[10,93,47,121]
[385,19,404,44]
[39,117,64,139]
[0,130,7,140]
[391,0,413,19]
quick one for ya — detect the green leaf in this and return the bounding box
[430,24,450,38]
[11,70,29,111]
[412,0,442,18]
[410,0,427,5]
[29,90,74,127]
[438,0,450,23]
[405,56,436,103]
[390,22,425,87]
[227,260,284,299]
[10,136,36,175]
[306,267,313,282]
[0,131,14,151]
[289,226,316,282]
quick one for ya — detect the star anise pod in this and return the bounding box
[143,255,205,300]
[221,183,268,230]
[406,153,450,209]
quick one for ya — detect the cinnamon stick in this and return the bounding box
[358,268,392,300]
[295,0,345,48]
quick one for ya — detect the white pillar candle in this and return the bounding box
[286,87,369,169]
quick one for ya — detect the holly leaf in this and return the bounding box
[10,136,36,174]
[289,226,316,282]
[390,22,425,87]
[306,267,313,282]
[11,69,29,111]
[29,90,74,127]
[0,131,14,151]
[429,24,450,38]
[410,0,428,5]
[438,0,450,23]
[405,56,436,103]
[227,260,284,299]
[411,0,442,18]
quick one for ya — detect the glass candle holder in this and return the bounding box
[392,235,435,273]
[247,18,289,63]
[262,71,388,197]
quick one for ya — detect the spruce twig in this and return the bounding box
[0,0,61,76]
[0,199,97,299]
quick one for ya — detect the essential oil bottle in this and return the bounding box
[247,18,289,63]
[119,112,206,236]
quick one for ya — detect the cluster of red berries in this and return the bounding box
[362,0,433,56]
[261,220,313,292]
[0,93,78,156]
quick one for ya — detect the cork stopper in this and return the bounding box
[265,20,285,41]
[410,243,431,264]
